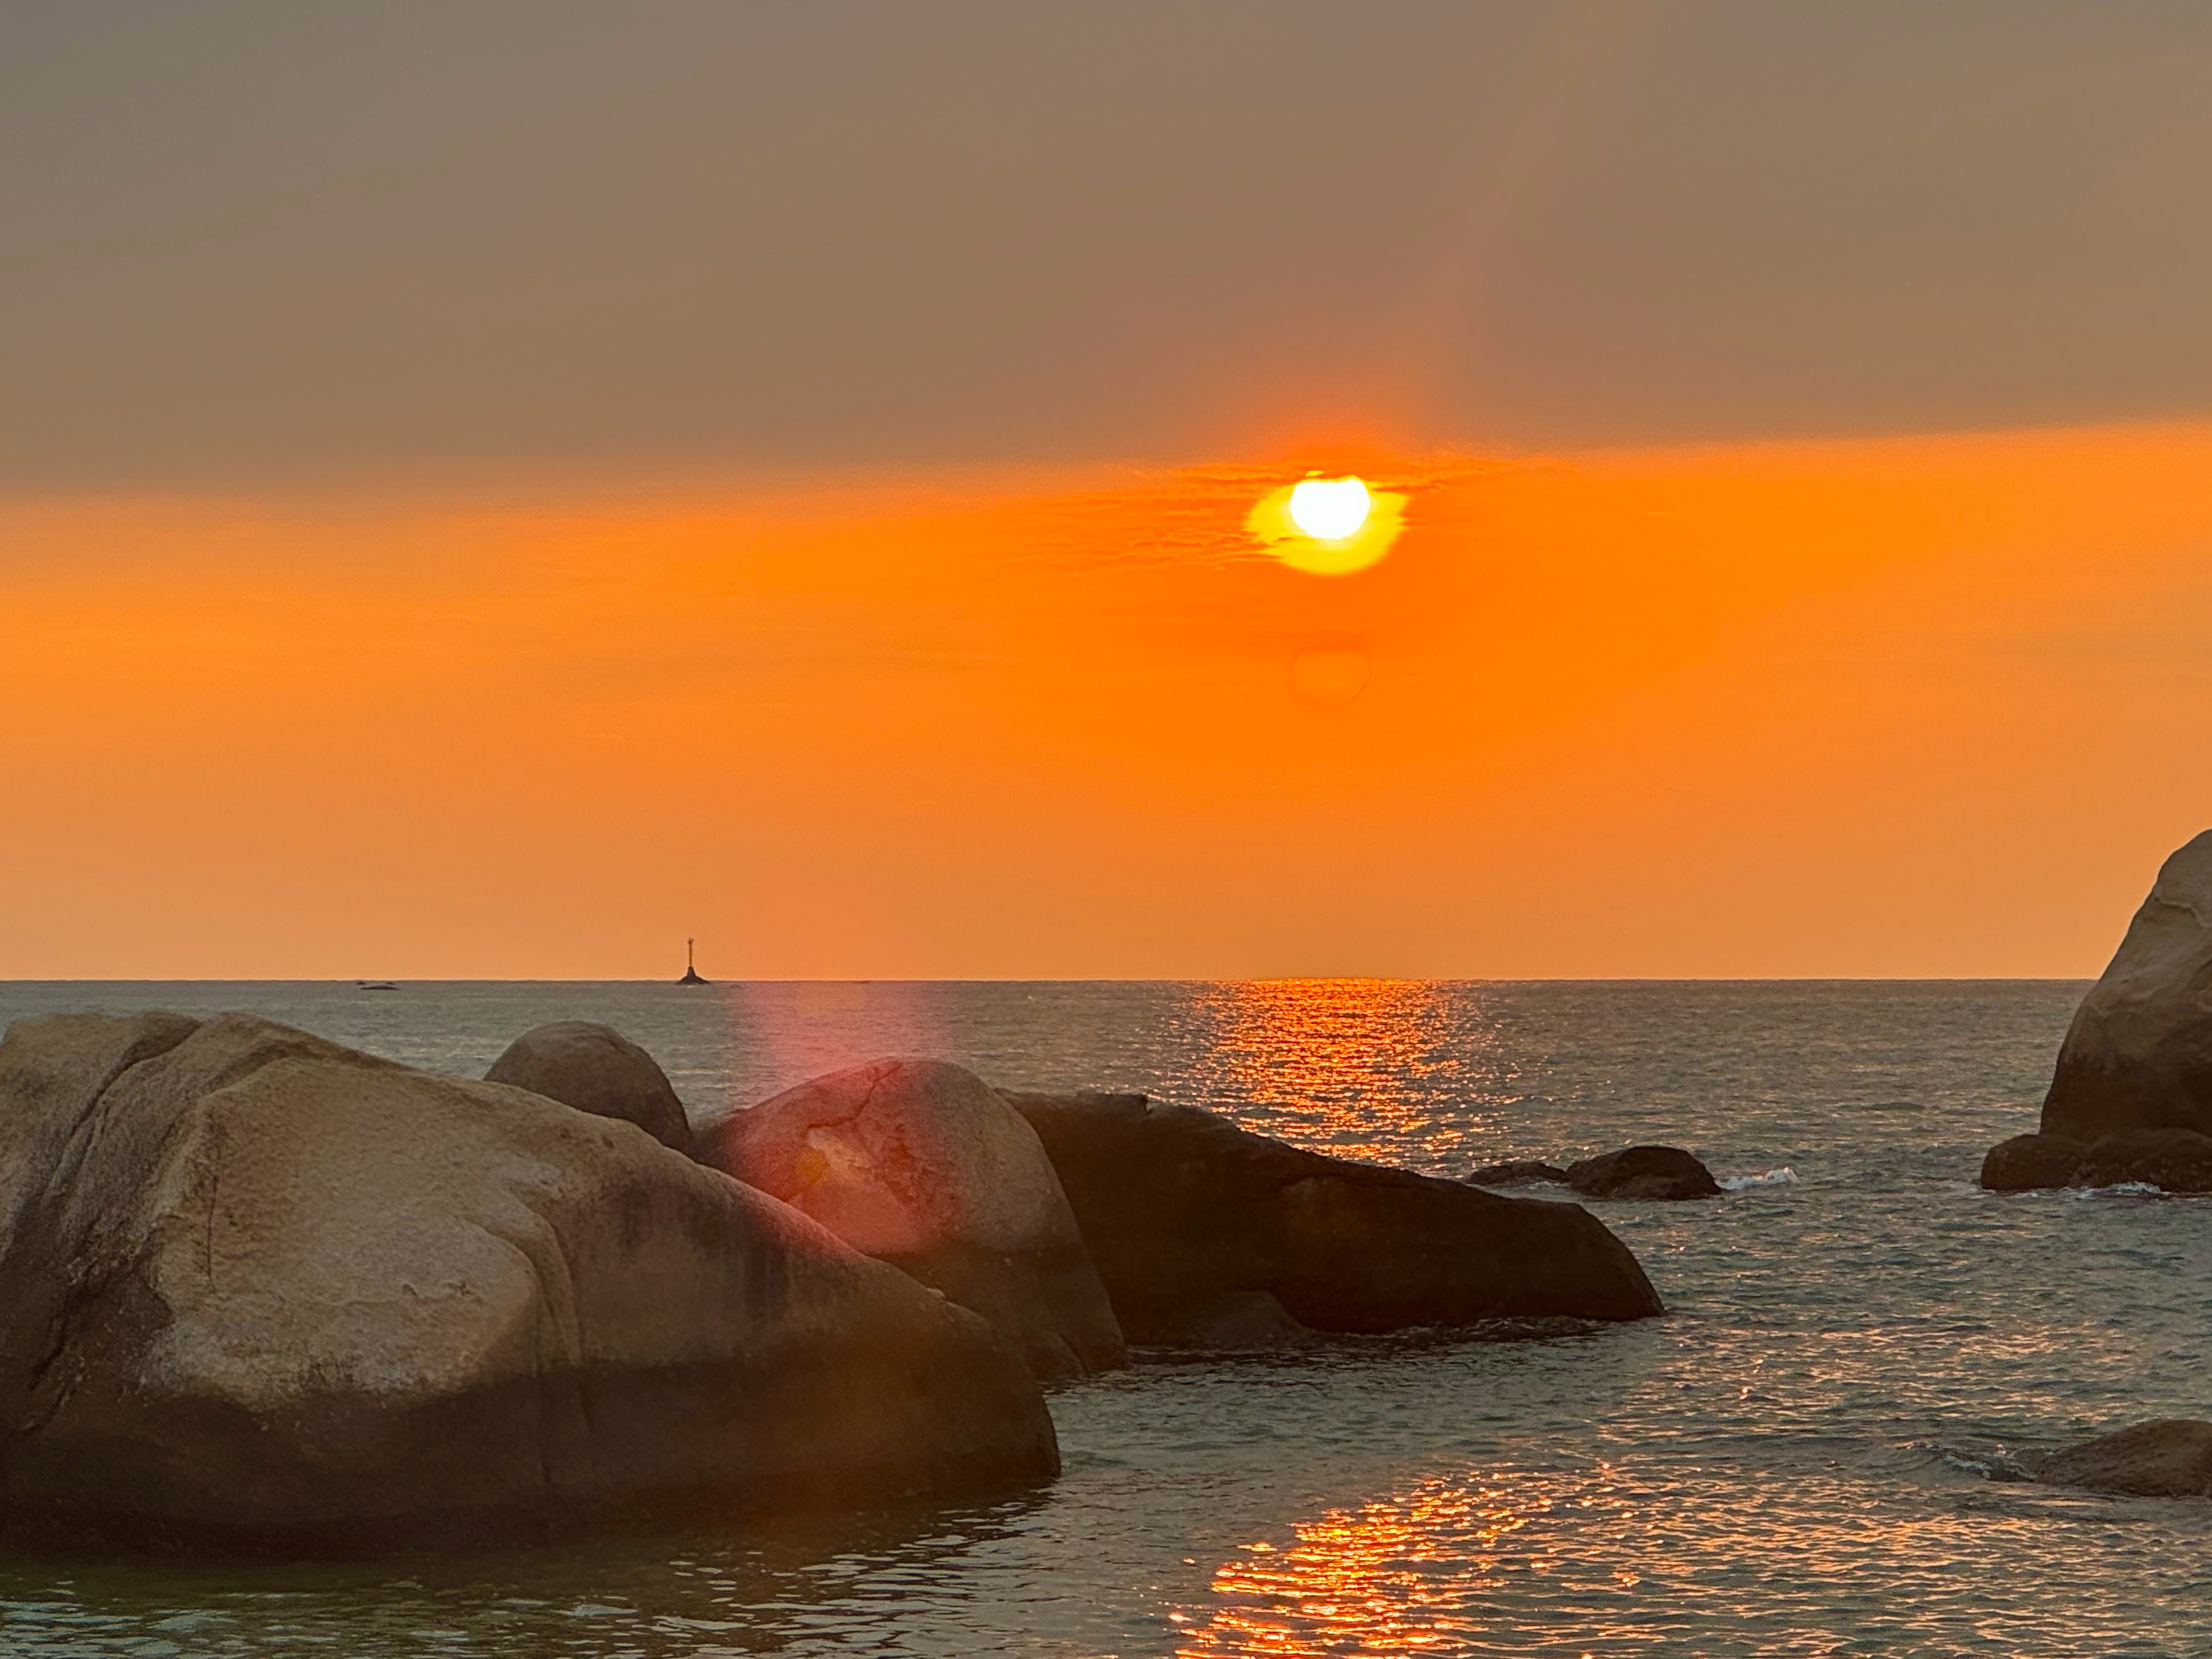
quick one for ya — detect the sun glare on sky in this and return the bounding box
[1286,476,1372,540]
[1248,474,1407,576]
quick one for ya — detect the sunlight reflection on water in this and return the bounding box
[1176,979,1517,1166]
[1176,1472,1531,1656]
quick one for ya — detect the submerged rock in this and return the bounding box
[2041,831,2212,1144]
[2033,1420,2212,1497]
[706,1060,1125,1379]
[1465,1160,1571,1188]
[1978,1132,2087,1192]
[484,1020,693,1154]
[1002,1091,1662,1347]
[0,1013,1056,1554]
[2069,1127,2212,1192]
[1564,1145,1721,1201]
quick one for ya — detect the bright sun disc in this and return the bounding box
[1287,476,1372,541]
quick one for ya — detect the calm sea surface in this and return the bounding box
[2,979,2207,1657]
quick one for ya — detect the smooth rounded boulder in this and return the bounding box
[2033,1420,2212,1497]
[1002,1090,1663,1347]
[1979,1132,2087,1192]
[705,1059,1126,1379]
[1565,1145,1722,1201]
[0,1012,1056,1554]
[484,1020,693,1154]
[2040,831,2212,1143]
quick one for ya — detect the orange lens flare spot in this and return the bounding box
[1248,475,1406,576]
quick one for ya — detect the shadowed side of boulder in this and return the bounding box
[1564,1145,1721,1201]
[706,1060,1126,1379]
[2069,1127,2212,1191]
[1003,1092,1662,1347]
[1978,1132,2086,1191]
[2033,1420,2212,1497]
[484,1020,694,1154]
[0,1012,1055,1555]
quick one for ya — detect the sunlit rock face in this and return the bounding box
[1004,1092,1664,1346]
[0,1013,1056,1554]
[484,1019,693,1154]
[2042,830,2212,1143]
[2034,1420,2212,1497]
[706,1058,1126,1380]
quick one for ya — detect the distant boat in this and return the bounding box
[677,938,710,986]
[358,980,398,992]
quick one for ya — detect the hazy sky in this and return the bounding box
[6,3,2212,979]
[7,1,2212,487]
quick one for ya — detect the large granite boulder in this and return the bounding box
[484,1020,692,1154]
[2041,831,2212,1143]
[0,1013,1055,1553]
[1979,1132,2088,1192]
[1565,1145,1721,1201]
[1001,1091,1662,1346]
[705,1060,1125,1379]
[2033,1420,2212,1497]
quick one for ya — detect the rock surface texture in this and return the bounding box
[1001,1091,1663,1347]
[0,1013,1056,1553]
[483,1020,694,1154]
[1978,1132,2089,1193]
[1465,1160,1571,1188]
[2068,1127,2212,1192]
[2041,831,2212,1144]
[706,1060,1125,1379]
[1564,1145,1722,1201]
[2033,1420,2212,1497]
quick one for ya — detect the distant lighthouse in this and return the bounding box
[677,938,709,986]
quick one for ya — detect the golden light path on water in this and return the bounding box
[1177,979,1518,1169]
[1166,1459,2140,1656]
[1173,1474,1536,1657]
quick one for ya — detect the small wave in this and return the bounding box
[1915,1439,2037,1483]
[1720,1166,1800,1191]
[2070,1181,2165,1198]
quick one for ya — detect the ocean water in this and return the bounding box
[2,978,2208,1658]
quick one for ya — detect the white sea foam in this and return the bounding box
[1720,1166,1800,1191]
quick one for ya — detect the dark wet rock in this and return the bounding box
[1564,1144,1722,1201]
[706,1060,1125,1379]
[2039,831,2212,1144]
[2033,1419,2212,1496]
[1001,1091,1663,1347]
[1173,1289,1314,1350]
[2068,1126,2212,1192]
[1465,1160,1571,1188]
[484,1020,693,1155]
[1978,1132,2087,1192]
[0,1012,1056,1554]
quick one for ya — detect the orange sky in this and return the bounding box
[5,420,2210,979]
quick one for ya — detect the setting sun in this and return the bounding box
[1246,474,1407,576]
[1286,476,1372,540]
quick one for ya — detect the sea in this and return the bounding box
[1,978,2207,1658]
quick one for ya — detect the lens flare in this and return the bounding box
[1286,477,1373,541]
